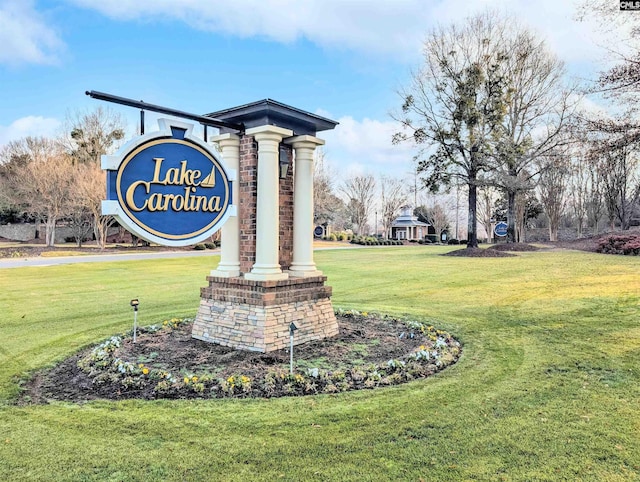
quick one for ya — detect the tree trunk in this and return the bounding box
[507,190,517,243]
[467,181,478,248]
[94,215,114,250]
[45,218,57,247]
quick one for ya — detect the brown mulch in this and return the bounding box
[443,247,516,257]
[489,243,541,252]
[20,314,457,404]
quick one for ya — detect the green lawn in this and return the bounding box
[0,246,639,481]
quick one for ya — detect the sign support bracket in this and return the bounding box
[86,90,245,134]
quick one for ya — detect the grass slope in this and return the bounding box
[0,246,639,481]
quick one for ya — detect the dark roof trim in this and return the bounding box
[205,99,339,136]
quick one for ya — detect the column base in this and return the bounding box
[210,269,241,278]
[244,272,289,281]
[245,263,289,281]
[288,268,323,278]
[211,263,241,278]
[193,275,338,352]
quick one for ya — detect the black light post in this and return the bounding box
[130,298,139,343]
[289,322,298,374]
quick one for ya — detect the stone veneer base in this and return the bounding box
[192,275,338,353]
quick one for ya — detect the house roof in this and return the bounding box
[391,218,430,228]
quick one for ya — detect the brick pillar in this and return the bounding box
[238,135,257,275]
[244,125,293,281]
[279,144,294,271]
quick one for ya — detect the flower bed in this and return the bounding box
[24,312,462,402]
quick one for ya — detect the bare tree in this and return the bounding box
[0,137,74,246]
[538,156,569,242]
[597,145,640,231]
[72,162,115,248]
[341,175,376,235]
[379,176,407,238]
[423,204,450,243]
[489,23,576,243]
[62,107,126,164]
[63,107,127,247]
[313,149,346,227]
[477,186,499,241]
[569,150,590,238]
[587,159,606,233]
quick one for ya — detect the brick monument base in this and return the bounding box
[192,276,338,353]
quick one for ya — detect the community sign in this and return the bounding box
[494,221,508,237]
[102,119,235,246]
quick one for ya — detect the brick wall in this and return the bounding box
[278,145,294,270]
[239,135,258,274]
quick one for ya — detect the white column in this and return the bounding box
[244,125,293,281]
[286,135,324,278]
[210,134,240,277]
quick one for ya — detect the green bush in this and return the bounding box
[193,244,206,250]
[329,233,338,241]
[448,239,460,245]
[204,242,215,249]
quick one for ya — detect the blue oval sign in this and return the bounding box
[102,120,233,246]
[494,221,508,237]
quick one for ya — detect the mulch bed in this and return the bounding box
[489,243,541,252]
[19,314,461,404]
[443,247,515,257]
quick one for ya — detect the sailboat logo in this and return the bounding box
[199,163,216,188]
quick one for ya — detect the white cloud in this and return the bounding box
[67,0,621,66]
[0,116,61,146]
[320,115,415,178]
[0,0,64,65]
[67,0,427,60]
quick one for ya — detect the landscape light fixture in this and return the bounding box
[130,298,139,343]
[279,144,290,179]
[289,322,298,374]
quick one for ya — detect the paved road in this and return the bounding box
[0,245,362,269]
[0,249,221,269]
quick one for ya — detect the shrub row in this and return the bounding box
[321,231,353,241]
[596,234,640,256]
[193,240,221,250]
[349,236,403,246]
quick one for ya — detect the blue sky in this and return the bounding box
[0,0,622,178]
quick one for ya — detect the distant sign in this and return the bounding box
[102,119,234,246]
[494,222,508,237]
[314,225,324,237]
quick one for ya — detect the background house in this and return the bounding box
[391,206,431,240]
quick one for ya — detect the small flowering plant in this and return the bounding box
[75,312,461,400]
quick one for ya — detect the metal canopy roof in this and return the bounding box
[205,99,339,136]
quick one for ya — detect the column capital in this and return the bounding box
[246,125,293,141]
[211,133,240,145]
[284,134,325,148]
